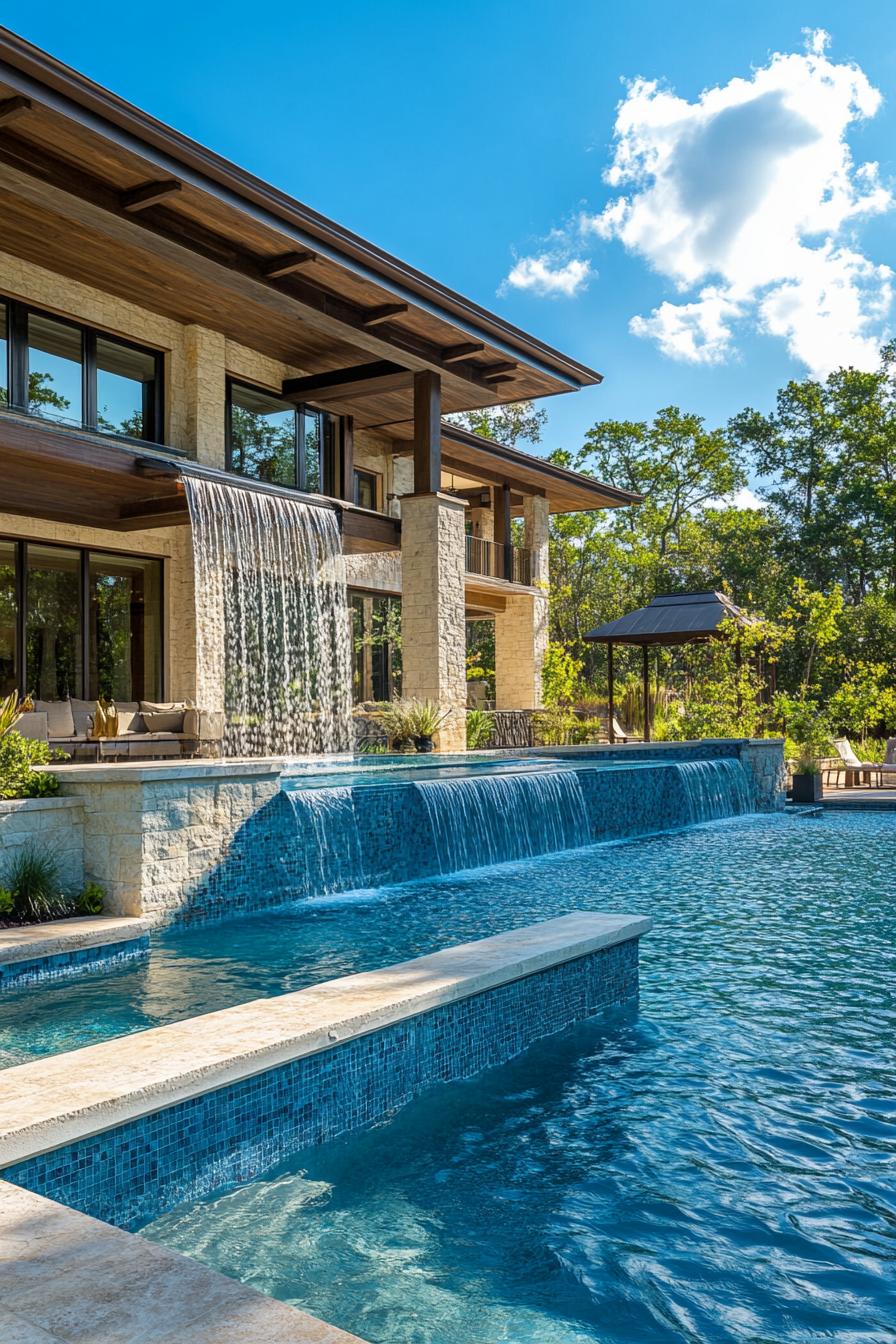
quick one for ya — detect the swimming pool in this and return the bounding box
[134,808,895,1343]
[6,809,895,1340]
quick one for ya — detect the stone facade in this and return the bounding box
[494,592,549,709]
[0,797,84,896]
[399,493,467,751]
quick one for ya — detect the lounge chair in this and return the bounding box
[833,738,896,788]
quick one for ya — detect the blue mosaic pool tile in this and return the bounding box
[3,938,639,1229]
[0,936,150,992]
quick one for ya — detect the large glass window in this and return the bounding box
[0,295,163,443]
[96,337,159,440]
[26,544,82,701]
[0,540,16,695]
[350,590,401,704]
[28,313,82,426]
[0,539,163,702]
[228,381,299,487]
[226,380,342,495]
[89,552,162,702]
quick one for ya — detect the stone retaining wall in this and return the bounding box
[0,797,84,895]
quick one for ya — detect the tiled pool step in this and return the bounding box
[0,912,649,1228]
[0,1180,367,1343]
[0,915,150,991]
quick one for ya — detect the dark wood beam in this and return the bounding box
[0,95,31,126]
[442,342,485,364]
[282,360,406,399]
[362,303,408,328]
[134,456,181,480]
[262,250,316,277]
[413,370,441,494]
[482,361,518,380]
[340,415,354,502]
[482,373,516,386]
[339,504,401,553]
[121,179,182,213]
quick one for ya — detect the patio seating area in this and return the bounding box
[16,700,224,762]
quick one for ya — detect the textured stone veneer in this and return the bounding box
[0,913,648,1228]
[0,796,85,895]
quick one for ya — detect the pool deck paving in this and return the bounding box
[0,1180,367,1343]
[0,915,151,966]
[823,785,896,808]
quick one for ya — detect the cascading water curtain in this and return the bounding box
[184,476,352,756]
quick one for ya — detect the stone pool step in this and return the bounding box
[0,1179,367,1343]
[0,911,649,1169]
[0,915,151,990]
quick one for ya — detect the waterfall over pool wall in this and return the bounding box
[414,771,591,874]
[184,477,352,756]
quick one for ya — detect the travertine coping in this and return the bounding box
[0,1180,367,1343]
[46,757,288,783]
[0,915,151,966]
[0,912,649,1166]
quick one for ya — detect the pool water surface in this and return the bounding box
[6,810,892,1341]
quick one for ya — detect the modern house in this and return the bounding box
[0,29,636,753]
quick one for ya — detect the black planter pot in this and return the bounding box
[415,736,435,753]
[791,772,822,804]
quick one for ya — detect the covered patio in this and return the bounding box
[585,591,757,743]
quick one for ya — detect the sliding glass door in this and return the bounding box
[1,539,163,702]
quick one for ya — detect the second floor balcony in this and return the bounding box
[465,534,532,586]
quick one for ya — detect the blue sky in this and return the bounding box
[5,1,894,461]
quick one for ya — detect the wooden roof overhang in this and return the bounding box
[390,423,641,515]
[0,410,400,552]
[0,29,602,429]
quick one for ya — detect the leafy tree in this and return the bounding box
[447,400,547,449]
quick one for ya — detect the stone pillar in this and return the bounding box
[524,494,549,587]
[400,492,467,752]
[495,591,549,709]
[184,325,226,467]
[470,502,494,542]
[494,495,550,709]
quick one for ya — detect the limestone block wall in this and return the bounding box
[0,797,84,895]
[400,493,467,751]
[59,764,283,918]
[737,739,787,812]
[494,591,549,709]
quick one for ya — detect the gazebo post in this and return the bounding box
[607,642,615,743]
[642,644,651,743]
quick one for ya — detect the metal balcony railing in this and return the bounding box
[465,534,532,586]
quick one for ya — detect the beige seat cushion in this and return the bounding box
[69,699,96,737]
[33,699,75,738]
[16,711,49,742]
[140,701,186,733]
[115,702,145,734]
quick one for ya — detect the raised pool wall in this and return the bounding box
[34,739,783,922]
[0,796,84,894]
[0,914,648,1229]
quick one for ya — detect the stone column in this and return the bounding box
[524,494,550,587]
[495,591,549,709]
[183,325,226,467]
[494,494,550,709]
[400,492,467,752]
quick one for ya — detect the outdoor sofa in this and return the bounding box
[16,699,224,761]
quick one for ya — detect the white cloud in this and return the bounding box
[706,486,765,511]
[583,30,893,375]
[500,254,592,298]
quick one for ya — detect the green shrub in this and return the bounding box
[466,709,493,750]
[0,887,13,917]
[76,882,105,916]
[5,847,66,921]
[0,731,61,800]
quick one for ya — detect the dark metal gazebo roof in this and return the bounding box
[585,591,753,647]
